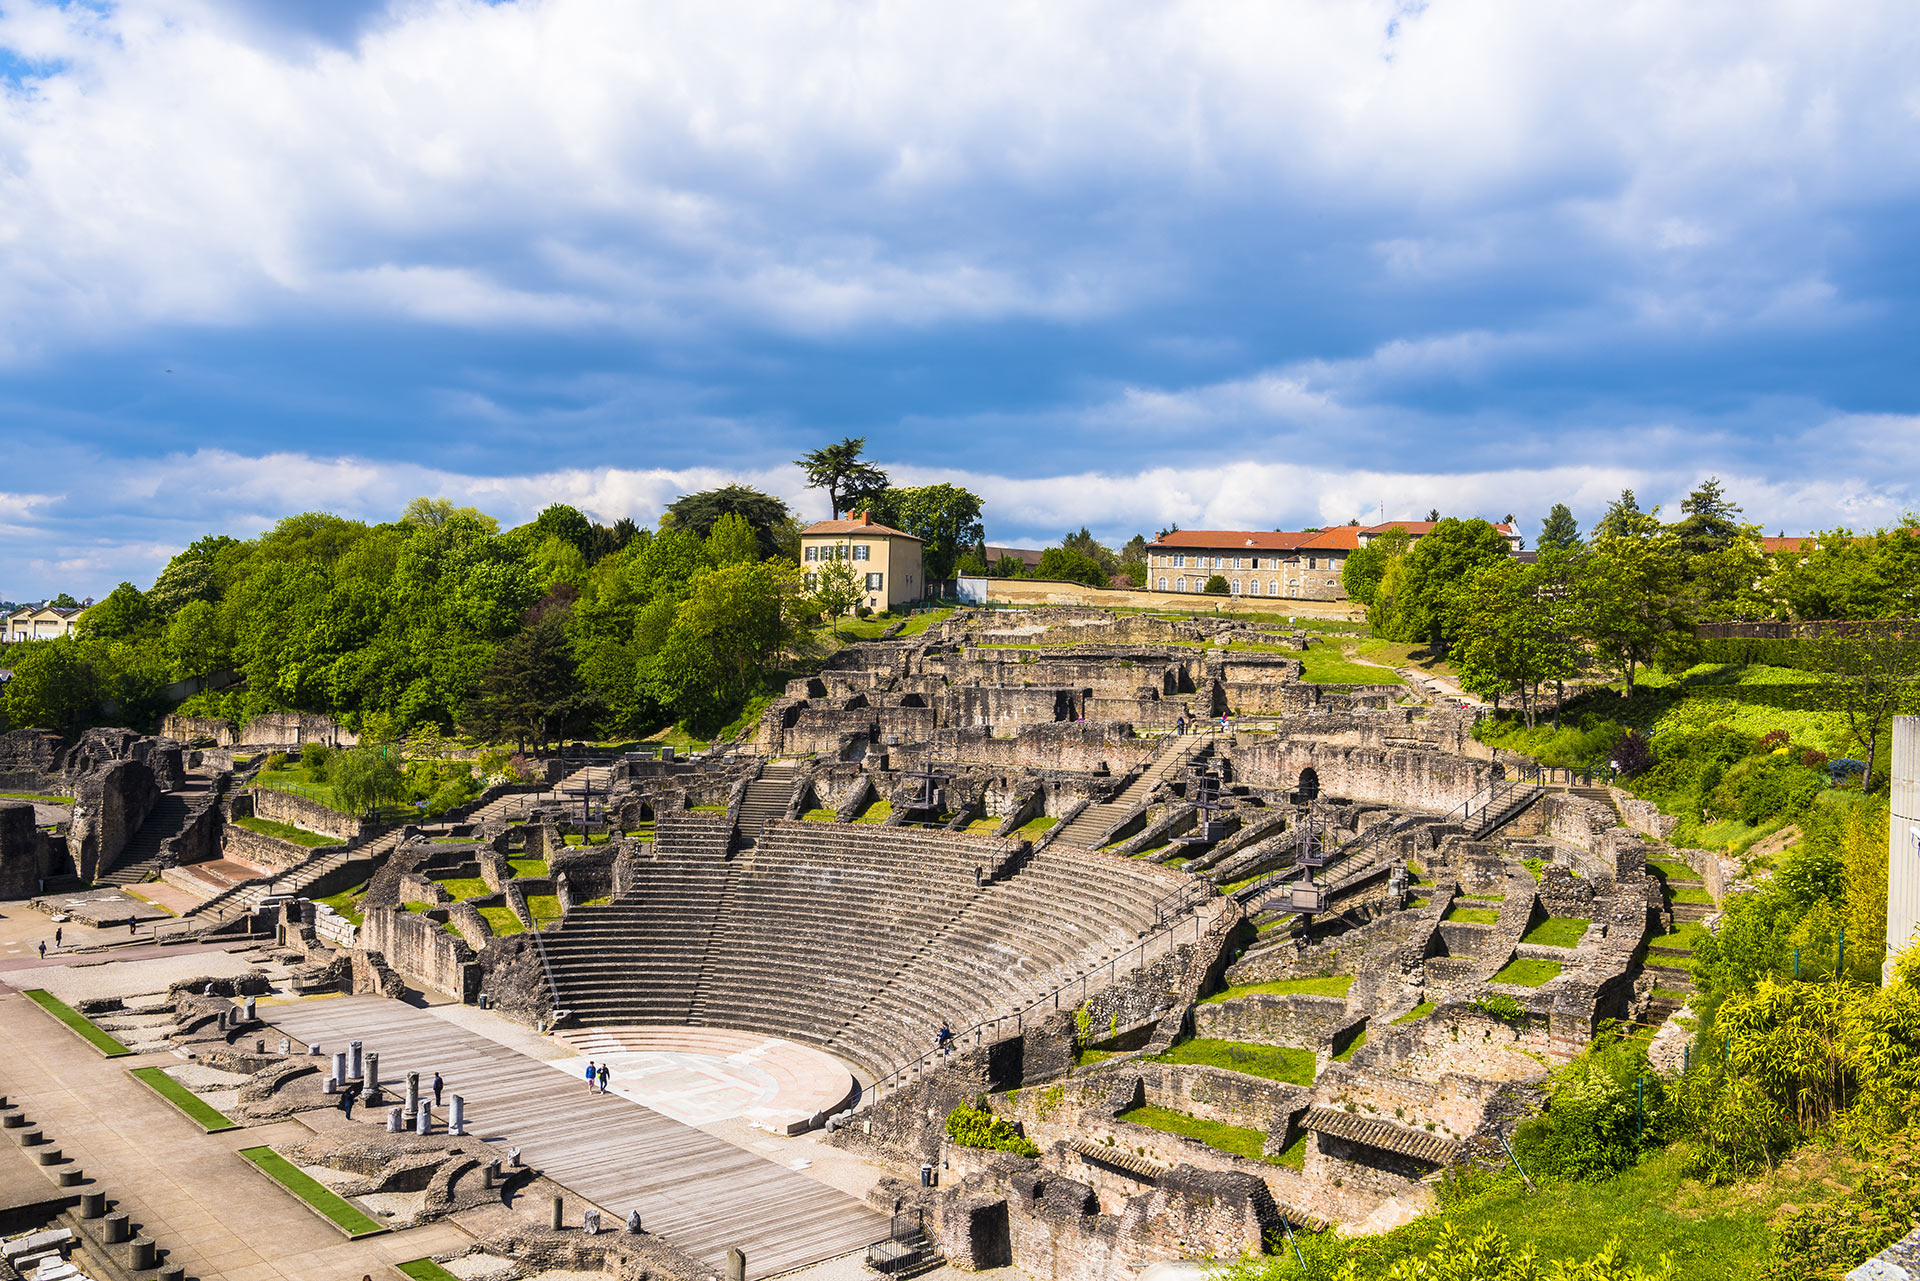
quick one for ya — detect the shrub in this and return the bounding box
[1326,1222,1678,1281]
[1799,748,1828,771]
[945,1103,1039,1158]
[1759,728,1791,752]
[1761,1126,1920,1281]
[1203,574,1229,595]
[1612,728,1652,776]
[1706,755,1824,826]
[299,741,333,779]
[1513,1042,1664,1181]
[1475,993,1529,1025]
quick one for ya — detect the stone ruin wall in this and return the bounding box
[68,758,161,882]
[1229,737,1495,812]
[0,802,52,898]
[244,786,369,842]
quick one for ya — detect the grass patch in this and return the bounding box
[1457,892,1507,902]
[1119,1104,1278,1163]
[1333,1029,1368,1062]
[1392,1001,1437,1025]
[396,1261,463,1281]
[1014,814,1057,837]
[1521,856,1547,881]
[1271,1130,1309,1170]
[1492,957,1564,986]
[1521,917,1591,948]
[0,791,74,804]
[1298,640,1406,687]
[853,799,892,824]
[688,804,727,813]
[506,857,548,878]
[562,831,612,846]
[1670,887,1717,905]
[129,1066,236,1131]
[1203,975,1353,1003]
[804,809,841,823]
[313,883,366,926]
[525,894,564,928]
[1151,1037,1316,1086]
[1653,987,1692,1001]
[22,989,132,1056]
[231,815,335,848]
[239,1146,385,1237]
[1074,1047,1119,1068]
[1444,904,1501,925]
[477,904,524,936]
[1647,857,1699,881]
[1407,896,1432,909]
[1657,920,1710,951]
[897,607,955,637]
[430,875,492,901]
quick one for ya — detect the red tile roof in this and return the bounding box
[800,512,921,541]
[1150,521,1516,551]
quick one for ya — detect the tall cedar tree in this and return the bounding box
[1538,503,1582,552]
[795,437,889,519]
[664,485,791,560]
[470,606,593,750]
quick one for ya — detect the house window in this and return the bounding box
[1176,578,1186,592]
[1231,579,1242,595]
[853,544,870,561]
[1173,554,1185,568]
[1268,580,1278,595]
[1248,579,1260,595]
[1157,577,1167,591]
[866,572,883,590]
[805,573,817,589]
[804,546,818,562]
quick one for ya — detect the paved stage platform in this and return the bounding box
[557,1025,860,1131]
[266,997,886,1279]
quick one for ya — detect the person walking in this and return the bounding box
[53,927,61,950]
[1174,715,1186,735]
[36,941,45,960]
[597,1063,610,1094]
[585,1060,597,1091]
[432,1072,444,1107]
[339,1083,358,1119]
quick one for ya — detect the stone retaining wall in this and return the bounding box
[246,786,368,841]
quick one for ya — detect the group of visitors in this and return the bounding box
[585,1060,611,1092]
[1171,715,1234,734]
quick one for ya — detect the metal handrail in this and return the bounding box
[863,899,1215,1103]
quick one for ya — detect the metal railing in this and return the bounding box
[862,900,1218,1103]
[1448,761,1544,839]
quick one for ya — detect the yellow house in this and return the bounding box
[3,603,87,643]
[799,513,927,613]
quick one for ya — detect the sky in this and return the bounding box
[2,0,1919,600]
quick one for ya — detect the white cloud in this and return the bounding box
[0,0,1914,352]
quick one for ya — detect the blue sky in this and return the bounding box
[2,0,1919,599]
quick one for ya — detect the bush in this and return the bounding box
[1328,1223,1678,1281]
[1706,755,1824,825]
[945,1103,1039,1157]
[1761,1126,1920,1281]
[1203,574,1230,595]
[1513,1042,1664,1181]
[299,741,333,779]
[1612,729,1652,776]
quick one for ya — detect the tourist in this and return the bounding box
[432,1072,444,1107]
[53,927,61,950]
[585,1060,597,1091]
[339,1083,358,1119]
[1175,715,1186,735]
[937,1022,954,1055]
[597,1063,610,1094]
[36,941,45,960]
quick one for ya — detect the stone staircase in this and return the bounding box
[184,827,404,928]
[732,764,797,848]
[1052,734,1211,850]
[96,776,221,887]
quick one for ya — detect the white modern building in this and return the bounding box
[1890,716,1919,979]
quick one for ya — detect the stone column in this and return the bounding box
[583,1209,600,1235]
[366,1052,380,1097]
[725,1248,746,1281]
[387,1107,403,1133]
[550,1195,564,1230]
[348,1040,363,1080]
[625,1209,642,1234]
[406,1071,420,1114]
[415,1102,431,1135]
[449,1095,465,1136]
[243,996,257,1022]
[331,1051,347,1087]
[324,1075,338,1095]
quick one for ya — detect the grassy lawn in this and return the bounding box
[477,904,524,936]
[1013,814,1057,837]
[561,832,612,845]
[525,894,564,928]
[1670,887,1717,905]
[130,1066,237,1131]
[0,791,74,804]
[396,1261,462,1281]
[853,799,892,824]
[1353,638,1456,679]
[1444,904,1501,925]
[1333,1029,1368,1062]
[1074,1046,1119,1069]
[1521,917,1591,948]
[689,804,727,814]
[1298,641,1406,687]
[1119,1104,1278,1163]
[1492,957,1564,986]
[239,1146,385,1237]
[1458,892,1507,902]
[506,857,548,878]
[1203,975,1353,1004]
[1647,857,1699,881]
[1656,920,1710,951]
[1271,1131,1309,1170]
[23,989,132,1056]
[1150,1037,1317,1086]
[1392,1001,1437,1024]
[804,809,841,822]
[897,607,955,637]
[641,724,710,754]
[231,815,336,848]
[313,883,367,926]
[430,875,492,900]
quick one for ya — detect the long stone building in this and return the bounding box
[1145,521,1522,601]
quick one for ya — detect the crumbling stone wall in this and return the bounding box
[224,819,339,871]
[0,802,51,898]
[246,785,367,841]
[1230,738,1494,811]
[161,714,238,747]
[68,758,160,881]
[239,712,358,747]
[1193,992,1354,1049]
[0,728,62,788]
[362,904,482,1002]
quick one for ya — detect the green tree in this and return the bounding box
[1805,620,1920,791]
[1593,489,1644,541]
[401,497,499,535]
[807,556,864,633]
[147,534,243,614]
[795,436,889,519]
[1764,517,1920,621]
[993,553,1027,578]
[77,582,158,644]
[1,638,98,732]
[1372,519,1513,646]
[664,485,791,560]
[467,606,595,750]
[163,599,229,682]
[868,484,986,583]
[705,511,762,566]
[526,503,592,553]
[1342,527,1410,607]
[1538,503,1582,553]
[647,561,801,729]
[1060,527,1118,576]
[1578,513,1687,696]
[49,593,78,609]
[331,746,406,818]
[1035,547,1109,589]
[1673,476,1744,561]
[1447,557,1583,725]
[1202,573,1230,595]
